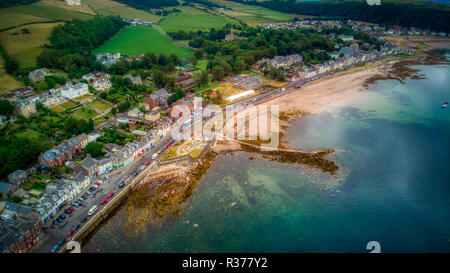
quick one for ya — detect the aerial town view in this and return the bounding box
[0,0,449,265]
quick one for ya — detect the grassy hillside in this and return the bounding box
[0,0,94,30]
[209,0,300,26]
[94,26,193,58]
[82,0,162,21]
[0,22,62,68]
[159,6,236,32]
[0,55,23,95]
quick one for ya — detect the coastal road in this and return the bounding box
[33,134,172,253]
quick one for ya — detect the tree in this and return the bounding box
[45,76,56,89]
[153,70,168,88]
[199,70,209,86]
[190,55,197,66]
[84,141,104,158]
[0,99,14,118]
[168,88,186,105]
[111,107,117,115]
[212,65,225,81]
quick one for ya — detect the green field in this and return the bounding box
[0,1,94,30]
[71,107,99,120]
[0,22,62,68]
[87,98,112,112]
[0,55,23,95]
[94,26,193,58]
[209,0,300,26]
[159,6,236,32]
[82,0,161,22]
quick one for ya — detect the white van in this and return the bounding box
[88,205,98,216]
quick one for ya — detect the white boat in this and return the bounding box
[442,104,448,108]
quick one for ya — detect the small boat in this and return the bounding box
[442,104,448,108]
[444,101,449,104]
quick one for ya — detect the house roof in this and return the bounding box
[0,182,12,194]
[155,88,169,99]
[81,157,99,169]
[7,170,26,180]
[5,202,18,212]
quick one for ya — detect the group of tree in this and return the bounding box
[84,141,104,158]
[0,0,38,8]
[97,128,135,146]
[190,27,335,77]
[0,137,44,179]
[185,0,225,9]
[37,16,126,79]
[0,43,19,75]
[0,99,14,119]
[168,25,241,46]
[108,52,181,75]
[61,116,94,138]
[230,0,450,33]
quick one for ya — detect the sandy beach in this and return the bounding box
[259,67,384,114]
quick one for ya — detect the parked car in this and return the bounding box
[152,153,158,159]
[101,199,108,205]
[65,209,72,214]
[107,192,114,198]
[51,245,59,253]
[119,183,125,188]
[68,207,74,212]
[86,191,92,195]
[95,182,101,186]
[57,218,64,223]
[73,224,81,231]
[59,214,66,220]
[72,202,79,207]
[132,171,139,177]
[52,220,59,226]
[88,205,98,216]
[145,161,150,165]
[81,217,88,223]
[58,239,65,246]
[67,230,74,237]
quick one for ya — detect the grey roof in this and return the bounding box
[0,182,12,194]
[7,170,26,180]
[5,202,18,212]
[155,88,169,99]
[67,137,79,147]
[81,157,98,169]
[43,148,61,161]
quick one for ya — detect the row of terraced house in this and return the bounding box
[34,120,172,223]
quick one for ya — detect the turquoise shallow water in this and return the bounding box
[83,63,450,253]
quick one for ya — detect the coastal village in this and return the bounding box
[0,15,440,253]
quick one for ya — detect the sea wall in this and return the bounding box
[60,161,159,252]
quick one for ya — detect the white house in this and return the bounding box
[60,83,89,99]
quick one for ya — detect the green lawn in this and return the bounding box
[71,107,99,120]
[87,98,112,112]
[59,101,77,110]
[94,26,193,58]
[159,6,236,32]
